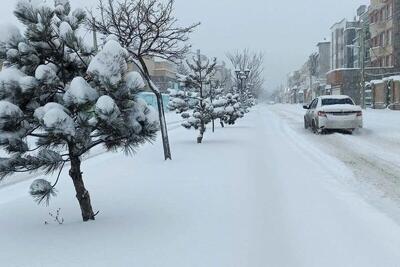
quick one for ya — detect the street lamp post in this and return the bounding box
[235,69,251,102]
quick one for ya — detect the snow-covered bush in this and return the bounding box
[0,0,158,221]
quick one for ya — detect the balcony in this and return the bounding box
[369,2,385,12]
[370,21,390,37]
[370,46,385,61]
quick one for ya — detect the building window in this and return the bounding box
[381,32,385,46]
[387,29,392,45]
[388,3,393,19]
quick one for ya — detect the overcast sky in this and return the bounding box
[0,0,369,91]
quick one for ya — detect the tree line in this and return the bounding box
[0,0,264,222]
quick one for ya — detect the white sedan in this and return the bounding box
[303,95,363,134]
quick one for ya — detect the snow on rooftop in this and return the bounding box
[370,79,384,84]
[326,68,359,75]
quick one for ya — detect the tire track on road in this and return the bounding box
[268,104,400,222]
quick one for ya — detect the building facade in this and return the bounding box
[354,5,371,68]
[368,0,399,68]
[144,58,179,92]
[128,57,179,93]
[330,19,359,69]
[317,41,331,79]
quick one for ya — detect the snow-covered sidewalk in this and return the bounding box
[2,105,400,266]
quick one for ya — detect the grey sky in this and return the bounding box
[0,0,369,91]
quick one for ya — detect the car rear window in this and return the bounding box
[321,98,354,106]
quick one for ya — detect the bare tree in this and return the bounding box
[89,0,200,160]
[226,49,265,98]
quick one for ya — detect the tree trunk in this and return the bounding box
[69,156,95,222]
[137,57,172,160]
[197,132,203,144]
[220,120,225,128]
[197,121,205,144]
[154,90,172,160]
[212,119,215,133]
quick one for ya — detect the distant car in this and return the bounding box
[303,95,363,134]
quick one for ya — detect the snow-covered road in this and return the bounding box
[269,104,400,221]
[2,104,400,266]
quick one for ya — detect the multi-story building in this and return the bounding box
[144,58,179,92]
[316,41,331,78]
[369,0,396,67]
[354,5,371,68]
[313,41,331,95]
[330,19,359,69]
[128,57,179,92]
[327,11,371,105]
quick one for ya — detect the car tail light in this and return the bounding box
[318,111,327,117]
[356,111,362,116]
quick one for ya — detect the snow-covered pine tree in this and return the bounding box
[0,0,158,222]
[181,54,216,143]
[208,80,227,131]
[168,88,190,114]
[168,73,198,114]
[241,86,256,112]
[222,93,244,125]
[211,97,227,129]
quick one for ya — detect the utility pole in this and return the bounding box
[360,27,366,109]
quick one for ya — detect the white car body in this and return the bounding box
[303,95,363,133]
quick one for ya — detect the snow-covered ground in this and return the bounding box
[2,105,400,266]
[269,104,400,222]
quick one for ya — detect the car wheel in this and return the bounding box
[312,120,317,134]
[304,117,309,129]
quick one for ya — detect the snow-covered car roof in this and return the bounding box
[319,95,352,100]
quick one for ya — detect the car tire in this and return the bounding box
[304,118,309,129]
[312,120,317,134]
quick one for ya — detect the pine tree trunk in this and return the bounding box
[220,120,225,128]
[197,121,205,144]
[197,132,203,143]
[69,156,95,222]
